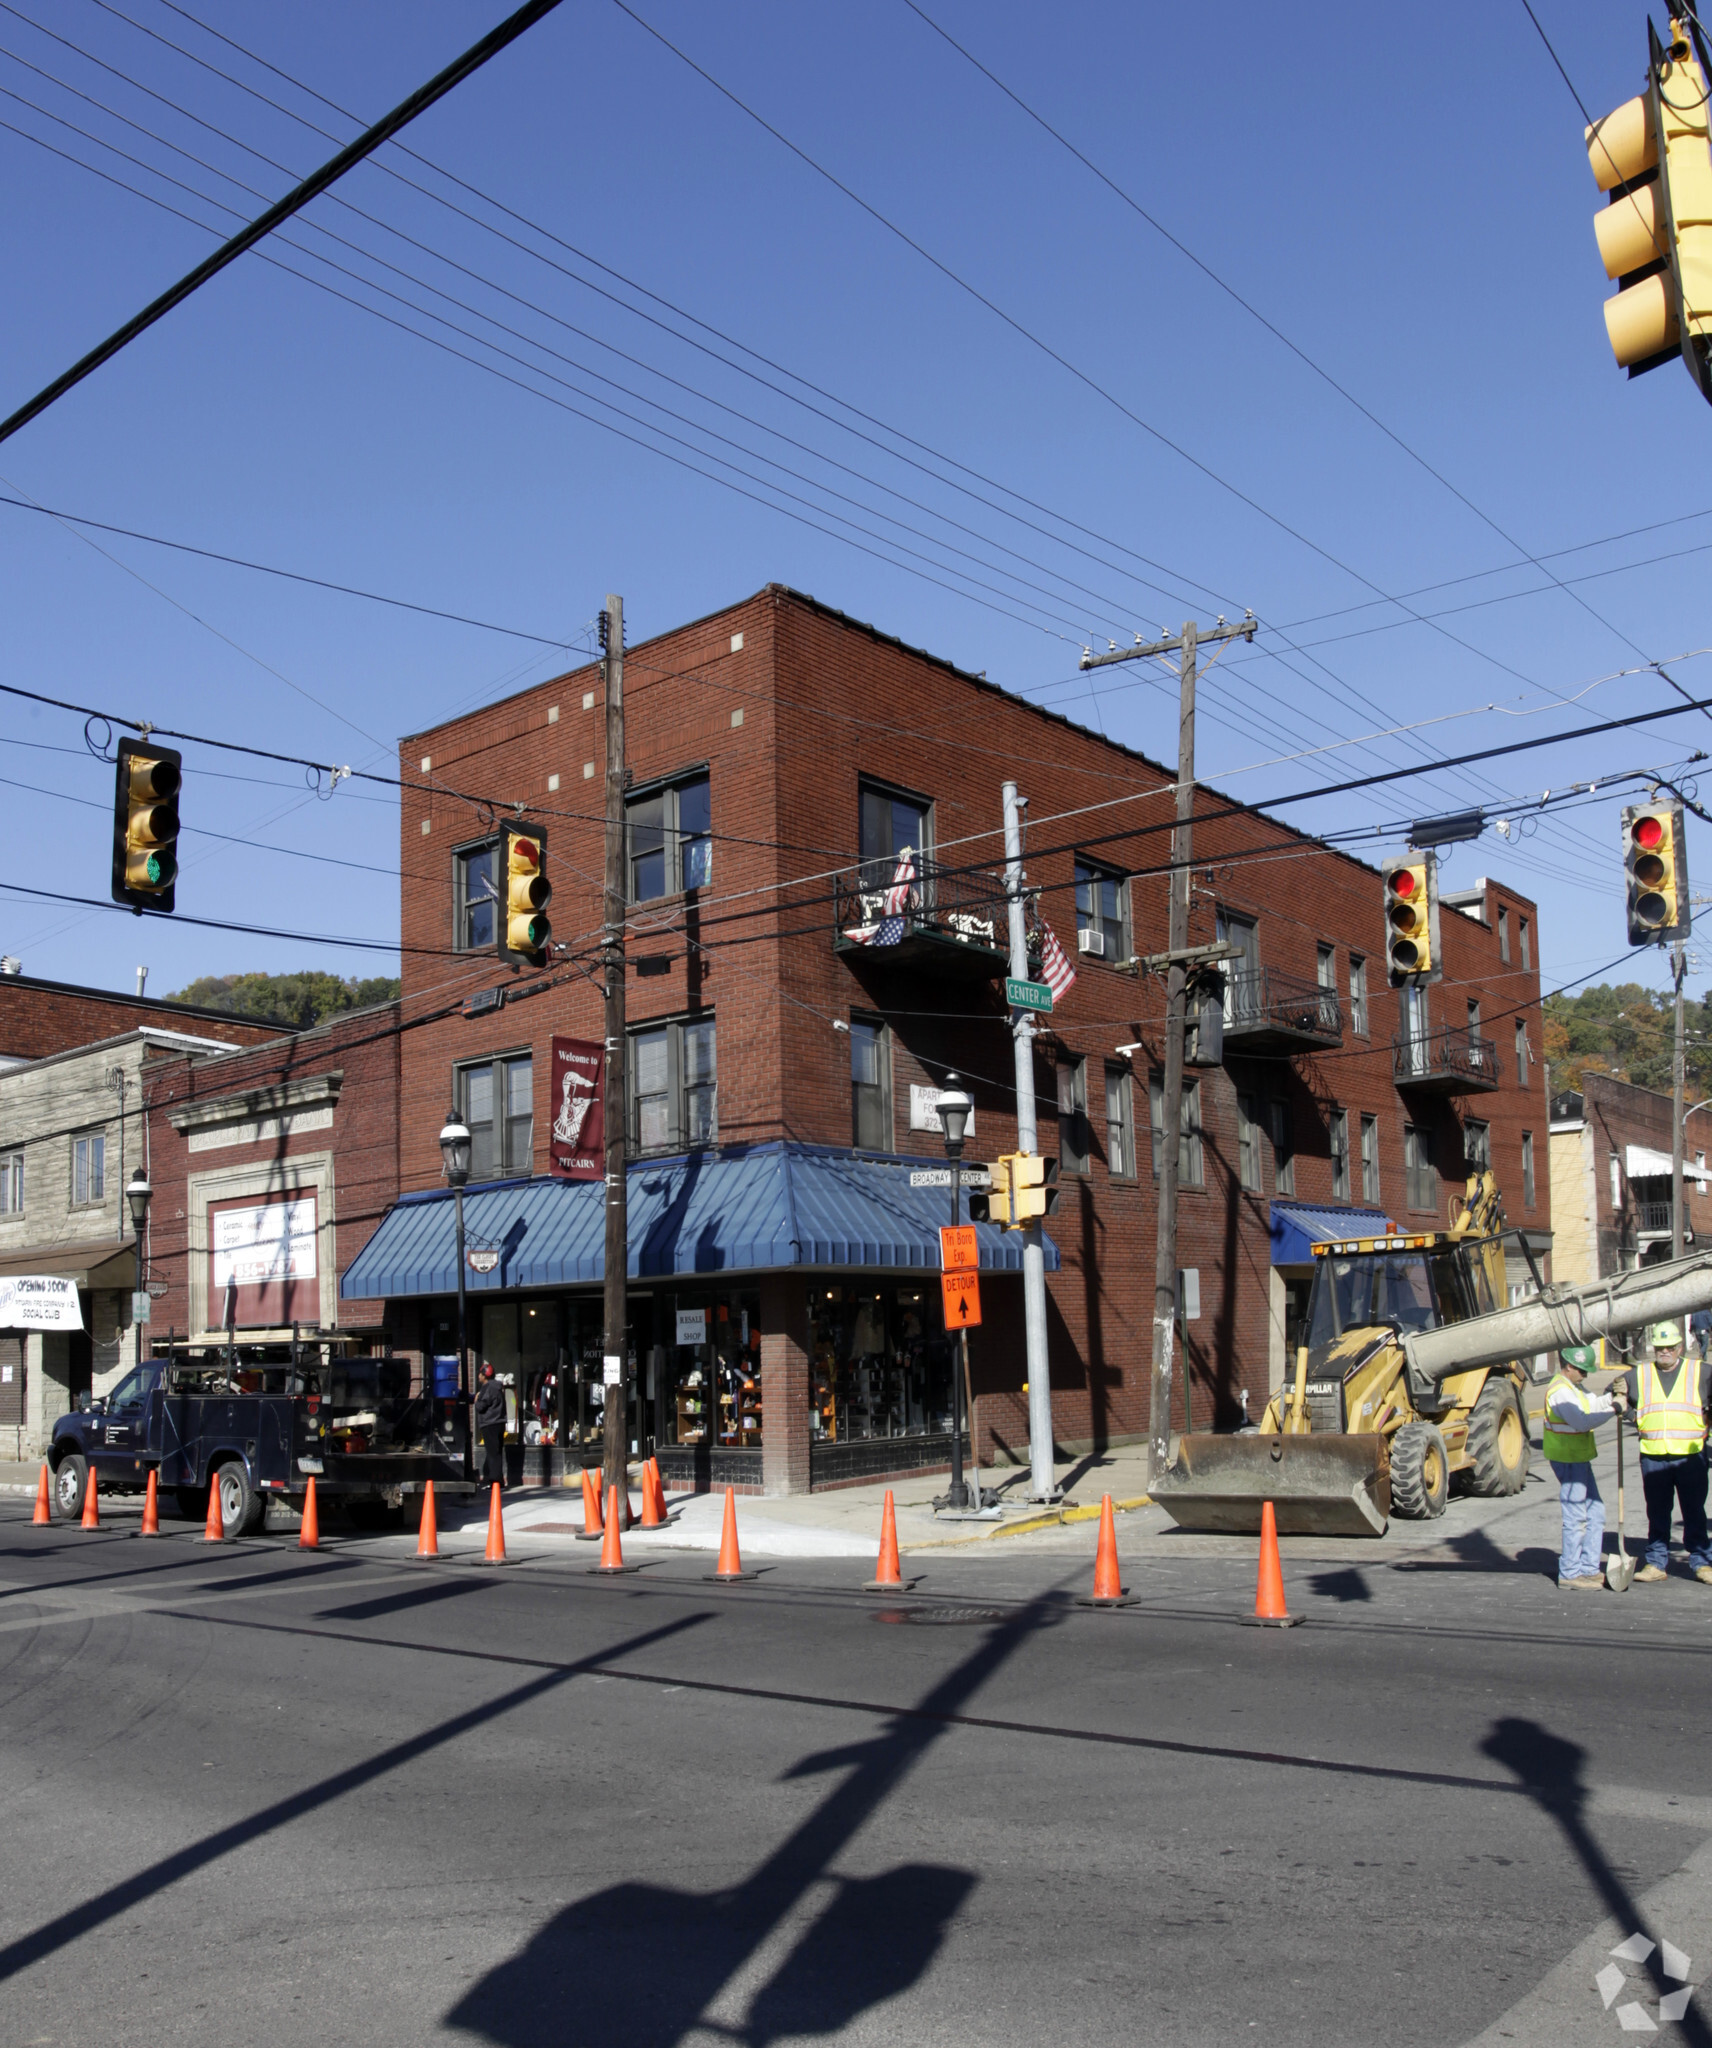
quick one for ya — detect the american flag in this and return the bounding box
[845,915,904,947]
[883,848,917,917]
[1038,922,1077,1000]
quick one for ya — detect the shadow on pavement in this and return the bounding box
[447,1598,1059,2046]
[1305,1567,1370,1603]
[1483,1717,1712,2047]
[1390,1524,1558,1579]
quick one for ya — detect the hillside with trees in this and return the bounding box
[167,971,401,1032]
[1542,981,1712,1098]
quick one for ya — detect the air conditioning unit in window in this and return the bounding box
[1077,927,1105,957]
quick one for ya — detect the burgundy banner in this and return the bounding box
[548,1035,605,1180]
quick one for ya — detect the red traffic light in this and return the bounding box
[1632,814,1665,851]
[1387,866,1417,898]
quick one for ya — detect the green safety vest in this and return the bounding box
[1541,1373,1597,1463]
[1636,1358,1708,1459]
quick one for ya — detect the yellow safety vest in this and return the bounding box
[1636,1358,1708,1458]
[1541,1374,1597,1463]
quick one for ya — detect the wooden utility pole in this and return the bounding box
[1081,614,1255,1483]
[601,594,630,1525]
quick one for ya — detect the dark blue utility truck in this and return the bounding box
[48,1331,471,1535]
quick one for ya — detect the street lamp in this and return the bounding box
[125,1168,150,1361]
[937,1076,974,1511]
[438,1108,473,1473]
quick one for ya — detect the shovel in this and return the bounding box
[1606,1412,1636,1592]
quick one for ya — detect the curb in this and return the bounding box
[906,1491,1152,1549]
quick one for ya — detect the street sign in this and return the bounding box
[1005,977,1052,1014]
[941,1268,982,1328]
[939,1224,978,1271]
[908,1168,991,1188]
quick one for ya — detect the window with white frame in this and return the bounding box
[630,1015,717,1152]
[1316,944,1335,992]
[1058,1058,1091,1176]
[1522,1131,1536,1209]
[1104,1064,1135,1179]
[1405,1123,1437,1212]
[1498,907,1510,963]
[1463,1118,1492,1174]
[1329,1108,1351,1202]
[1361,1114,1380,1203]
[456,1054,533,1181]
[1149,1076,1204,1186]
[0,1148,21,1214]
[1515,1020,1529,1085]
[72,1131,105,1207]
[850,1016,891,1151]
[1349,955,1369,1036]
[1519,916,1531,970]
[1075,859,1129,963]
[858,780,932,895]
[1270,1099,1295,1197]
[1237,1092,1262,1191]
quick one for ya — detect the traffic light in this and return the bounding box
[1586,16,1712,405]
[1382,852,1440,986]
[111,738,181,913]
[497,821,551,967]
[1623,800,1690,943]
[1010,1152,1060,1223]
[969,1157,1012,1227]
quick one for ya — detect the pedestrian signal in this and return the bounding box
[1586,17,1712,405]
[111,738,181,913]
[1624,800,1690,943]
[969,1157,1011,1227]
[1383,852,1440,986]
[1011,1152,1059,1222]
[497,821,551,967]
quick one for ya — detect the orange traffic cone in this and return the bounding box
[298,1476,320,1551]
[203,1476,224,1543]
[1075,1493,1137,1609]
[140,1469,160,1537]
[1250,1500,1299,1627]
[483,1482,508,1565]
[865,1488,905,1591]
[416,1480,439,1558]
[711,1486,756,1582]
[594,1484,636,1573]
[81,1467,101,1530]
[576,1464,604,1541]
[641,1458,667,1528]
[31,1463,50,1525]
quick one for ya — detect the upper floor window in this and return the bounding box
[72,1131,105,1207]
[1237,1092,1262,1191]
[1316,944,1336,991]
[1515,1021,1530,1085]
[850,1016,891,1151]
[1360,1113,1381,1203]
[1405,1123,1437,1212]
[1105,1064,1135,1179]
[1349,955,1368,1037]
[859,780,931,893]
[1498,907,1510,963]
[631,1015,717,1153]
[1149,1076,1204,1186]
[1058,1058,1091,1176]
[454,838,499,952]
[1522,1131,1537,1209]
[1270,1099,1295,1198]
[1216,910,1260,1017]
[1519,916,1531,971]
[457,1053,533,1182]
[1329,1108,1351,1202]
[1075,859,1129,964]
[628,771,712,902]
[1463,1118,1492,1173]
[0,1149,21,1214]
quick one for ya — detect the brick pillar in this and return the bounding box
[760,1274,810,1496]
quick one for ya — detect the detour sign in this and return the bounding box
[940,1268,982,1328]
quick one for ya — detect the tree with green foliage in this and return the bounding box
[167,971,401,1033]
[1542,981,1712,1098]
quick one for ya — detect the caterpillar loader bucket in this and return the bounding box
[1150,1432,1391,1538]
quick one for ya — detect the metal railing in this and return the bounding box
[1633,1199,1676,1235]
[1223,965,1343,1041]
[833,853,1008,952]
[1393,1027,1502,1088]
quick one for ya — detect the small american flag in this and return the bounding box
[1038,922,1077,1000]
[883,848,917,917]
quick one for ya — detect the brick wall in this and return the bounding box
[395,584,1549,1456]
[0,975,284,1061]
[1574,1071,1712,1276]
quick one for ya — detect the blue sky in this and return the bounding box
[1,0,1707,1010]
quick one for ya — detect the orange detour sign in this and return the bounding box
[941,1267,982,1329]
[939,1224,978,1270]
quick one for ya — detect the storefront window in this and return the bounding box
[808,1283,952,1441]
[477,1297,563,1442]
[657,1291,762,1449]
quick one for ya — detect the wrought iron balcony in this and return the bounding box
[1632,1198,1676,1238]
[832,854,1010,981]
[1393,1027,1502,1095]
[1221,966,1343,1053]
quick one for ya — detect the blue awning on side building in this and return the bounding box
[342,1142,1062,1300]
[1268,1201,1394,1266]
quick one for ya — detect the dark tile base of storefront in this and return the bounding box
[809,1432,969,1491]
[656,1445,766,1495]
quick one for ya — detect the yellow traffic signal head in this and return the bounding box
[1010,1151,1060,1222]
[1382,853,1439,985]
[111,738,181,912]
[497,821,551,966]
[970,1157,1011,1227]
[1624,801,1690,943]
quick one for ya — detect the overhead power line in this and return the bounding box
[0,0,566,446]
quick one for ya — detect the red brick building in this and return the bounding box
[345,585,1549,1493]
[0,967,286,1064]
[1549,1071,1712,1284]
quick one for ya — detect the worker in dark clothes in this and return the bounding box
[474,1362,507,1492]
[1618,1321,1712,1583]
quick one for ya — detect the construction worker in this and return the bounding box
[1543,1343,1627,1590]
[1619,1321,1712,1584]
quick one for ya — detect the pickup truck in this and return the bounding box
[48,1333,471,1535]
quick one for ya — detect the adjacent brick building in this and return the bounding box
[1549,1071,1712,1284]
[346,584,1550,1493]
[0,966,286,1065]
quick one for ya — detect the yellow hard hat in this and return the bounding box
[1650,1321,1684,1348]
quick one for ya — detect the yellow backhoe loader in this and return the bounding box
[1151,1172,1712,1537]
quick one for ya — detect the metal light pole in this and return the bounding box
[937,1076,973,1511]
[125,1168,150,1364]
[439,1108,473,1476]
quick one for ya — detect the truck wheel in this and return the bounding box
[213,1462,265,1539]
[51,1454,88,1523]
[1389,1421,1450,1519]
[1466,1380,1530,1496]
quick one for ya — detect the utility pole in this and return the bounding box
[1082,614,1255,1483]
[1002,782,1056,1502]
[601,594,630,1527]
[1673,939,1688,1258]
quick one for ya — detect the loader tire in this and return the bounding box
[1389,1421,1450,1519]
[1466,1379,1530,1496]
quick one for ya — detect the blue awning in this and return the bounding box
[342,1142,1062,1300]
[1269,1201,1394,1266]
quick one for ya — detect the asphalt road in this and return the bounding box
[1,1495,1709,2048]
